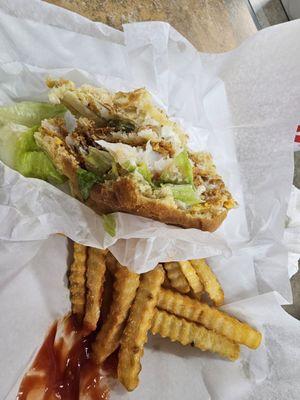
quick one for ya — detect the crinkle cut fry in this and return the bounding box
[83,247,107,331]
[117,266,165,391]
[105,251,119,274]
[163,262,190,294]
[178,260,203,298]
[190,259,224,306]
[151,309,240,361]
[69,242,87,322]
[157,288,262,349]
[93,264,140,364]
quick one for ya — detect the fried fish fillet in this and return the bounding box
[151,309,240,361]
[157,288,262,349]
[178,261,203,299]
[93,264,140,365]
[83,247,106,331]
[190,259,224,306]
[69,242,87,322]
[33,79,236,232]
[117,266,165,391]
[163,262,190,294]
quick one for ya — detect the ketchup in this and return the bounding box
[17,315,115,400]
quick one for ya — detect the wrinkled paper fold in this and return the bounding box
[1,1,300,399]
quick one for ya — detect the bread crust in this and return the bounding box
[85,177,227,232]
[36,119,230,232]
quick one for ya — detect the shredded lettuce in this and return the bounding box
[77,168,100,200]
[174,150,193,184]
[159,150,193,184]
[137,162,152,183]
[0,123,66,184]
[122,160,136,172]
[0,102,66,127]
[105,162,119,180]
[164,184,200,206]
[102,214,117,237]
[84,147,113,176]
[96,140,162,172]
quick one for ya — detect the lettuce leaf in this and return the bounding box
[137,162,152,183]
[164,184,200,206]
[84,147,113,176]
[102,214,117,237]
[77,168,100,200]
[0,123,66,184]
[159,150,193,184]
[0,123,28,168]
[174,150,193,184]
[0,102,66,127]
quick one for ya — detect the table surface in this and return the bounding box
[45,0,257,52]
[45,0,300,319]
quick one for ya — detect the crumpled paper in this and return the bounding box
[1,1,300,399]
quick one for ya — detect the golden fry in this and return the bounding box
[118,266,165,391]
[164,262,190,294]
[190,259,224,306]
[162,274,172,290]
[69,242,87,322]
[83,247,106,331]
[105,251,118,273]
[179,261,203,298]
[157,288,262,349]
[151,309,240,361]
[93,264,140,364]
[100,268,114,325]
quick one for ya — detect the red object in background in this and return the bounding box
[295,125,300,143]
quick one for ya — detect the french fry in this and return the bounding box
[164,262,190,294]
[157,288,262,349]
[99,268,114,325]
[93,264,140,364]
[190,259,224,306]
[83,247,106,331]
[179,261,203,299]
[69,242,87,322]
[118,266,165,391]
[151,309,240,361]
[162,274,172,290]
[105,251,119,274]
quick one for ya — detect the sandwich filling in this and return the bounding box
[33,79,235,218]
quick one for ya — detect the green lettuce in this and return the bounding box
[174,150,193,184]
[137,162,152,183]
[102,214,117,237]
[77,168,100,200]
[84,147,113,175]
[0,102,66,127]
[0,123,66,184]
[164,184,200,206]
[0,123,27,168]
[159,150,193,184]
[122,160,136,172]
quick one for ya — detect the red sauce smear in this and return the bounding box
[17,316,117,400]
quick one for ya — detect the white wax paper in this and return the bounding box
[1,1,300,399]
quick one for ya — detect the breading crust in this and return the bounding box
[87,177,227,232]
